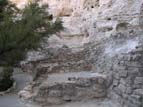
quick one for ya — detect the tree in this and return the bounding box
[0,0,63,91]
[0,0,63,66]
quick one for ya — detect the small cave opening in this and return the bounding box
[116,22,128,31]
[91,6,94,8]
[107,27,113,31]
[107,17,111,21]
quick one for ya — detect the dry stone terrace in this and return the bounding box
[109,45,143,107]
[21,47,94,80]
[11,0,143,107]
[33,72,108,106]
[19,35,143,107]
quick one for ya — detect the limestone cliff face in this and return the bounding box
[17,0,143,62]
[16,0,143,107]
[45,0,100,47]
[43,0,143,47]
[12,0,143,47]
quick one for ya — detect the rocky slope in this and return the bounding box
[12,0,143,47]
[12,0,143,107]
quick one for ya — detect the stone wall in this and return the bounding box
[32,72,107,106]
[20,35,143,107]
[22,47,93,81]
[109,45,143,107]
[17,0,143,107]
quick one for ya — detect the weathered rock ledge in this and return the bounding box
[15,0,143,107]
[20,72,108,106]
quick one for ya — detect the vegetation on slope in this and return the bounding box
[0,0,63,91]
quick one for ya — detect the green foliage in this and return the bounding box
[0,77,13,91]
[0,67,14,91]
[0,0,63,66]
[2,67,13,78]
[0,0,8,10]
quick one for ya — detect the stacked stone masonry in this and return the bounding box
[17,0,143,107]
[22,47,93,81]
[33,72,107,106]
[110,46,143,107]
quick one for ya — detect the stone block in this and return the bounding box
[48,90,62,97]
[47,97,63,105]
[76,78,92,87]
[113,73,120,80]
[125,77,133,85]
[114,87,122,95]
[127,68,140,76]
[97,78,106,84]
[113,80,119,86]
[126,62,142,68]
[125,87,133,94]
[115,66,127,71]
[118,84,126,93]
[133,84,142,89]
[119,70,128,78]
[43,72,108,105]
[122,94,128,99]
[133,89,143,96]
[126,102,142,107]
[120,78,126,85]
[127,95,142,107]
[134,77,143,85]
[92,84,105,91]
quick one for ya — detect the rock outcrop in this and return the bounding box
[32,72,108,106]
[109,45,143,107]
[16,0,143,107]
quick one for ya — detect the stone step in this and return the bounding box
[32,71,108,105]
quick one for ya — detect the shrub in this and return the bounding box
[0,0,63,66]
[0,0,63,91]
[0,67,14,91]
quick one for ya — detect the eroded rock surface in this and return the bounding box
[15,0,143,107]
[19,72,108,106]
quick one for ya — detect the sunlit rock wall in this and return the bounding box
[13,0,143,107]
[11,0,143,48]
